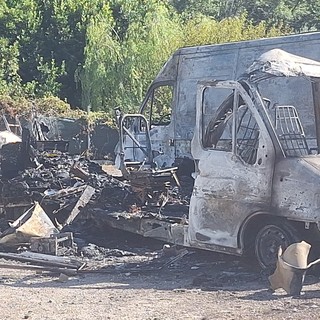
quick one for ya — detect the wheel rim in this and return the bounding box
[255,225,292,269]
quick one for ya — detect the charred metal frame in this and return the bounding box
[119,114,153,164]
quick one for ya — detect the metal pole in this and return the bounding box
[87,104,91,152]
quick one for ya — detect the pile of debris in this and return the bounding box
[0,150,127,219]
[0,112,195,280]
[0,140,191,248]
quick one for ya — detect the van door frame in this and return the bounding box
[188,80,276,254]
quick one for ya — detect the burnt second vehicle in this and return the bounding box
[110,47,320,269]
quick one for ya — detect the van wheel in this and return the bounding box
[254,222,300,270]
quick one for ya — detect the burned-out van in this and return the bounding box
[112,34,320,268]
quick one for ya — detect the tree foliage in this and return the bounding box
[170,0,320,32]
[182,13,283,46]
[79,0,183,112]
[0,0,319,117]
[79,4,283,113]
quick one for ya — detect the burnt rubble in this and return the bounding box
[0,118,195,281]
[0,149,127,224]
[0,143,192,251]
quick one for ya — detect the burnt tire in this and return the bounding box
[254,221,300,270]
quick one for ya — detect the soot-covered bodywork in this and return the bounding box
[114,46,320,268]
[188,49,320,255]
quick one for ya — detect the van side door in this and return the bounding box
[188,81,276,252]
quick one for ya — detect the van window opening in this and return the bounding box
[257,77,317,157]
[142,85,173,128]
[202,86,260,164]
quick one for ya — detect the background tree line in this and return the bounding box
[0,0,318,117]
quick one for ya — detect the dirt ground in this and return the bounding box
[1,230,320,320]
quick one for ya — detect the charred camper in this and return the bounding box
[113,34,320,268]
